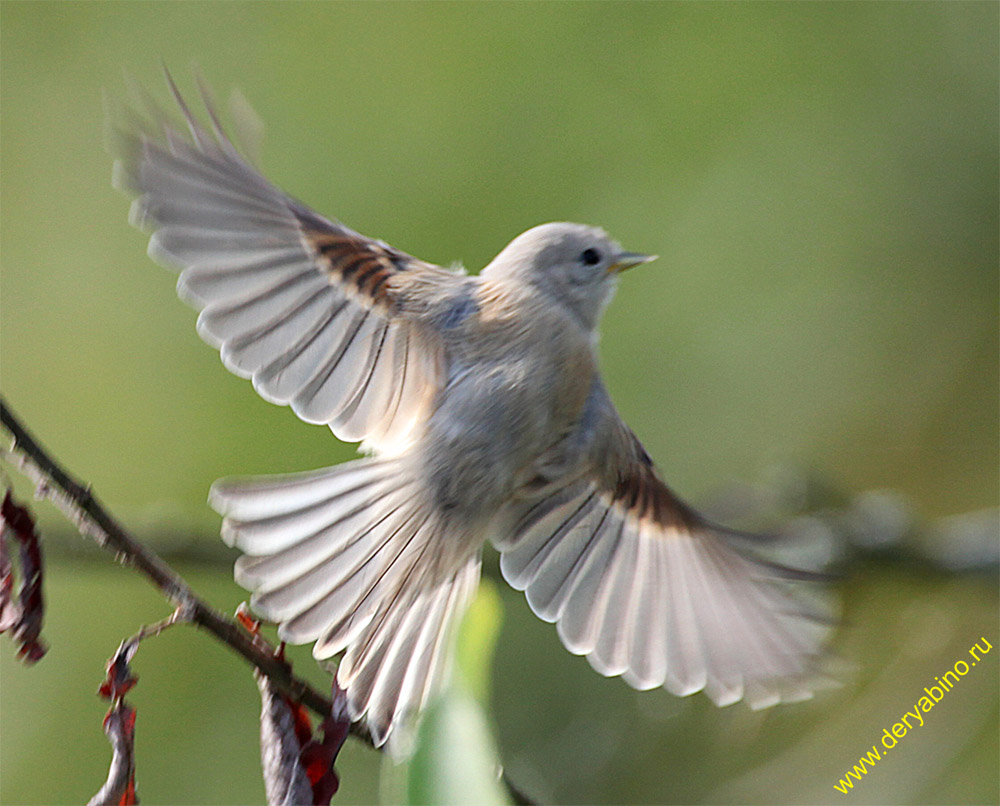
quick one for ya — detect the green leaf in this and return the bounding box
[456,576,504,708]
[381,579,510,806]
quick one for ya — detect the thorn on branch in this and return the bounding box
[236,600,281,657]
[236,601,261,634]
[0,490,47,662]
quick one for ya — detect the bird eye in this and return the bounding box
[580,248,601,266]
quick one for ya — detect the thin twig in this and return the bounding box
[0,396,375,747]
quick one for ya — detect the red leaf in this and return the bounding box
[0,520,20,632]
[298,682,351,804]
[0,491,47,662]
[282,695,314,749]
[99,637,140,701]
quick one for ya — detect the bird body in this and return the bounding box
[111,72,829,754]
[422,280,597,515]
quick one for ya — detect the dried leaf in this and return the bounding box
[299,683,351,805]
[87,700,138,806]
[285,695,314,750]
[256,672,313,806]
[256,674,352,806]
[0,522,20,632]
[0,491,46,662]
[99,637,140,701]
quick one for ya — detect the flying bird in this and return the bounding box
[111,71,829,754]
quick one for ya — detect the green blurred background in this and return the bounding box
[1,2,997,804]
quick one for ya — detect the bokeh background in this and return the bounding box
[1,3,997,804]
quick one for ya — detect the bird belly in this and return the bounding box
[414,361,551,527]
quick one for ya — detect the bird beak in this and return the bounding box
[609,251,658,274]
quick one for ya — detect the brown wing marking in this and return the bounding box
[607,431,701,533]
[304,230,410,310]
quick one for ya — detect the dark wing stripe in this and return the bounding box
[367,271,391,300]
[306,230,407,309]
[611,452,699,531]
[354,261,386,289]
[337,253,372,280]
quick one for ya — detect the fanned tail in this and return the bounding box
[210,457,480,751]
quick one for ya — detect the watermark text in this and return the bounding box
[833,636,993,794]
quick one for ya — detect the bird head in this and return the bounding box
[481,222,656,330]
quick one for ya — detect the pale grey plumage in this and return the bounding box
[111,71,831,755]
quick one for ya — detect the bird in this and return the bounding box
[110,70,830,755]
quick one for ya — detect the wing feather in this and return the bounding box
[111,71,455,451]
[494,382,832,709]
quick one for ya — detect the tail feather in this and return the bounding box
[275,505,425,645]
[313,508,434,654]
[210,457,480,750]
[211,458,393,522]
[341,556,480,751]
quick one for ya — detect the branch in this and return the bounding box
[0,395,375,747]
[1,396,537,804]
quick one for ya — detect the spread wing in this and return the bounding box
[110,71,454,451]
[493,382,831,708]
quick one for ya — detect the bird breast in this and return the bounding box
[414,291,596,527]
